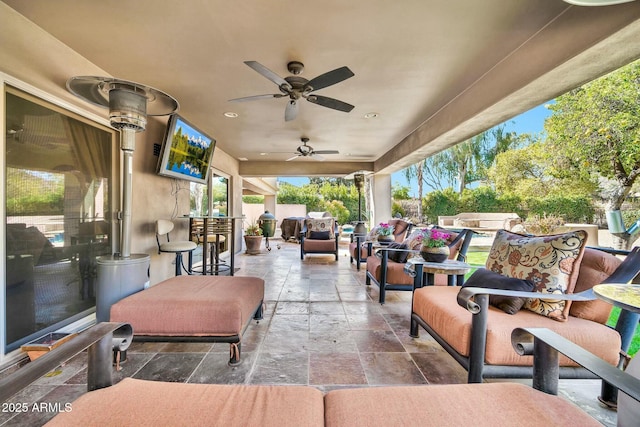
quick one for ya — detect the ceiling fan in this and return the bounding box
[287,137,339,161]
[229,61,355,121]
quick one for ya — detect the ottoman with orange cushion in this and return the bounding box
[45,379,602,427]
[109,275,264,365]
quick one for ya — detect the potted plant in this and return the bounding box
[418,228,451,262]
[376,222,395,243]
[244,222,263,255]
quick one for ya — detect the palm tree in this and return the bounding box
[403,159,427,221]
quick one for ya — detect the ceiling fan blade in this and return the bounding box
[286,154,300,161]
[285,100,299,122]
[244,61,291,90]
[228,94,284,102]
[310,153,326,161]
[306,95,355,113]
[313,150,340,155]
[305,66,354,92]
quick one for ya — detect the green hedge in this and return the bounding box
[523,195,594,223]
[420,186,595,225]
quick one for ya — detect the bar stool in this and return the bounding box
[156,219,196,276]
[191,224,227,274]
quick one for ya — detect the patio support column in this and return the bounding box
[264,195,276,217]
[371,174,392,227]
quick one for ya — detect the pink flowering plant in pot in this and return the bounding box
[421,228,450,248]
[419,228,451,262]
[378,222,394,236]
[376,222,395,242]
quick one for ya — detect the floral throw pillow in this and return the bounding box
[305,218,334,238]
[403,228,428,251]
[366,226,380,241]
[485,229,588,321]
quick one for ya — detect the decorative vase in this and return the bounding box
[377,235,394,243]
[420,246,449,263]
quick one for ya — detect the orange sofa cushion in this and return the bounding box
[46,378,324,427]
[412,286,621,366]
[366,255,414,286]
[110,275,264,337]
[366,255,451,286]
[324,383,601,427]
[303,239,337,252]
[570,247,621,323]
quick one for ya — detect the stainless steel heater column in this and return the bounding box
[67,76,178,320]
[67,76,179,258]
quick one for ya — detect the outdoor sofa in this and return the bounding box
[411,229,640,386]
[1,323,638,426]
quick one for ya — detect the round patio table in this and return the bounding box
[593,284,640,314]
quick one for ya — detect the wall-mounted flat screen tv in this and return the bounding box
[157,114,215,185]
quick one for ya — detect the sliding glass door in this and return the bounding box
[4,86,117,351]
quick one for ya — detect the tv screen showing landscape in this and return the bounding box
[157,115,215,185]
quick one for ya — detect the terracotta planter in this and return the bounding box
[244,235,262,255]
[420,246,449,263]
[21,332,77,361]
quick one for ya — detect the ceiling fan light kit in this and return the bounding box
[229,60,355,121]
[285,137,339,161]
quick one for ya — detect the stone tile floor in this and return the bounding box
[0,238,617,426]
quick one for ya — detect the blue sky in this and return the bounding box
[279,103,553,194]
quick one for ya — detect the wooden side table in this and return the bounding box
[404,258,471,288]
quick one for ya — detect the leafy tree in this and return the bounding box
[277,182,324,211]
[403,124,524,199]
[489,142,597,199]
[431,135,485,193]
[392,184,411,200]
[318,181,358,222]
[422,188,460,224]
[324,200,350,224]
[545,59,640,247]
[277,181,359,222]
[242,195,264,204]
[309,177,351,187]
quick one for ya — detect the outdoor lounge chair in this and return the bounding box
[300,217,339,260]
[410,242,640,386]
[366,228,474,304]
[349,218,413,270]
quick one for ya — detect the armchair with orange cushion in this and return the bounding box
[300,217,339,261]
[410,229,640,389]
[365,228,474,304]
[349,219,413,270]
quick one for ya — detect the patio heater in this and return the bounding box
[353,173,367,236]
[67,76,179,321]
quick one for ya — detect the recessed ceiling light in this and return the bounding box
[260,152,268,156]
[224,111,238,118]
[239,157,248,161]
[364,112,379,119]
